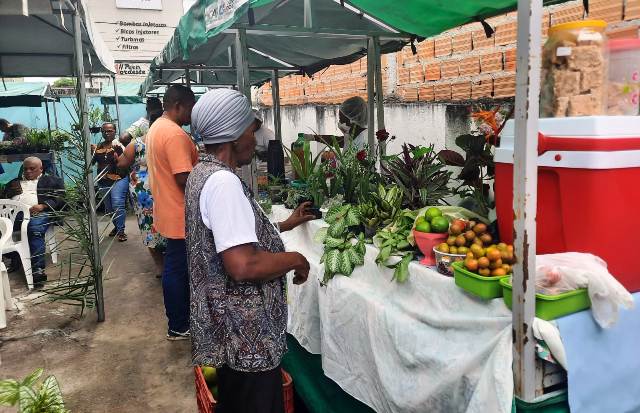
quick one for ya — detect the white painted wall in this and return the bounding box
[257,103,471,154]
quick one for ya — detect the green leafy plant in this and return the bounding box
[317,204,366,284]
[359,184,403,235]
[373,210,418,283]
[52,78,76,88]
[283,140,324,183]
[438,105,512,218]
[323,138,379,204]
[382,143,455,210]
[0,368,68,413]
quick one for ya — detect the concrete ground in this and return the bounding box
[0,214,197,412]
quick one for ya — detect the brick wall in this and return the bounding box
[257,0,640,106]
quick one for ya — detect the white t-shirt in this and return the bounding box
[12,176,40,207]
[200,170,258,253]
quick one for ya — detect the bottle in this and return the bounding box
[291,133,306,180]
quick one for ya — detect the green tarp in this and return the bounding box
[0,82,54,108]
[140,0,408,94]
[346,0,571,38]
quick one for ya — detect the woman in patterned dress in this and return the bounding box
[118,111,166,274]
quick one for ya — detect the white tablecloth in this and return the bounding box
[272,205,514,413]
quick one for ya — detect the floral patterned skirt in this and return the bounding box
[129,170,166,251]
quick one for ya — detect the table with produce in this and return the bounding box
[259,106,637,412]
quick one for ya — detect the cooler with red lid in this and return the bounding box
[494,117,640,292]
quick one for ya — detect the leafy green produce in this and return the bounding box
[316,205,366,283]
[373,210,419,283]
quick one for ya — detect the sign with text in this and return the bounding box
[205,0,248,32]
[116,0,163,10]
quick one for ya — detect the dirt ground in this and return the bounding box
[0,215,197,412]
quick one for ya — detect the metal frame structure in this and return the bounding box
[512,0,542,402]
[143,1,398,185]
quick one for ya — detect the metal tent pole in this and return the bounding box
[366,37,375,155]
[272,70,282,141]
[513,0,542,401]
[112,75,122,134]
[185,68,191,87]
[235,28,257,191]
[72,3,105,322]
[44,100,52,139]
[372,36,386,158]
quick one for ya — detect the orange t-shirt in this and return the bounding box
[146,117,198,239]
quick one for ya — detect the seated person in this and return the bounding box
[0,118,29,142]
[3,157,65,286]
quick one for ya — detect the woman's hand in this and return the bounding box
[278,201,316,232]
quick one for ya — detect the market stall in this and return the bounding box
[160,1,640,412]
[0,0,115,319]
[0,82,63,176]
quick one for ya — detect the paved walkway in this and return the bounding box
[0,215,196,412]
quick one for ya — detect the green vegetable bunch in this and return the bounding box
[319,205,366,284]
[373,210,419,283]
[359,184,403,232]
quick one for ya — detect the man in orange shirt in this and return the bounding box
[146,85,198,340]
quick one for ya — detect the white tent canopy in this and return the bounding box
[0,0,115,77]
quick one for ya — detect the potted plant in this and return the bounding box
[382,143,456,210]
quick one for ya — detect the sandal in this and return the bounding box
[108,227,118,237]
[117,232,128,242]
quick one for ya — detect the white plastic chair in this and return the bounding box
[0,217,15,329]
[0,200,33,289]
[46,225,58,264]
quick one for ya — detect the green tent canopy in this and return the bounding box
[0,82,56,108]
[140,0,410,94]
[345,0,570,38]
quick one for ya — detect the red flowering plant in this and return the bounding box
[438,104,513,218]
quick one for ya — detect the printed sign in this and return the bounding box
[116,0,163,10]
[205,0,248,31]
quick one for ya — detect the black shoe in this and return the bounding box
[166,329,191,341]
[108,227,118,237]
[33,272,47,288]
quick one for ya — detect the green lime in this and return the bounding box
[415,217,432,233]
[424,207,443,222]
[430,216,449,233]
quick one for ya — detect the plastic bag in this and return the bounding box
[536,253,634,328]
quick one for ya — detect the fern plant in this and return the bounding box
[0,368,68,413]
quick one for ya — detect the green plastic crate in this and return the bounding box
[452,261,510,299]
[512,390,570,412]
[500,278,591,320]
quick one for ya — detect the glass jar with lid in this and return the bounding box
[540,20,608,117]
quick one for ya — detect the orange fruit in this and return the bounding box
[455,235,466,247]
[497,243,508,251]
[473,223,487,234]
[464,230,476,242]
[480,233,493,245]
[502,264,512,274]
[466,252,474,259]
[491,268,507,277]
[449,246,458,254]
[486,248,501,262]
[465,258,479,272]
[478,268,491,277]
[447,236,457,246]
[478,257,490,269]
[489,258,503,269]
[437,243,449,253]
[449,223,464,236]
